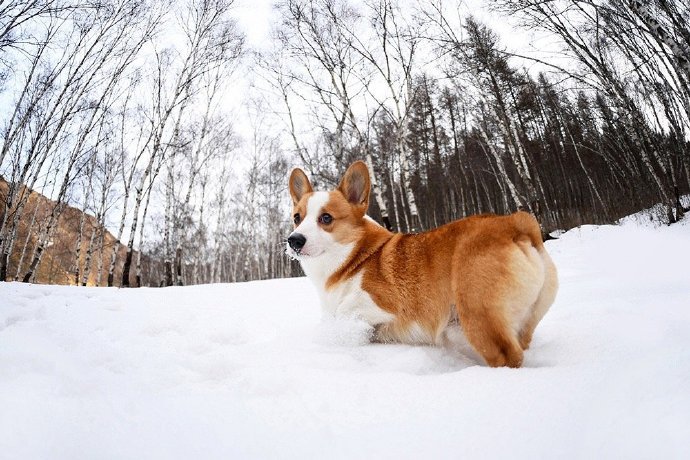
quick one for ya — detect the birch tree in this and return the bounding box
[119,0,244,287]
[269,0,393,228]
[343,0,422,230]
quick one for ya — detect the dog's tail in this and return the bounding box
[511,211,544,249]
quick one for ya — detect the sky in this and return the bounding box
[235,0,275,49]
[232,0,565,71]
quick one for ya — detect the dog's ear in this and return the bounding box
[338,161,370,212]
[289,168,313,205]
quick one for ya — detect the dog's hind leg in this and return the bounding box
[455,295,524,368]
[452,241,547,368]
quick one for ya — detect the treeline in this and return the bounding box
[268,0,689,237]
[1,0,688,286]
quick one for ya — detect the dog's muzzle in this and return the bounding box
[288,233,307,253]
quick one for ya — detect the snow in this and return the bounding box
[2,217,690,459]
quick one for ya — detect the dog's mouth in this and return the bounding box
[286,246,323,259]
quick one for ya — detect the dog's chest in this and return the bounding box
[317,272,394,325]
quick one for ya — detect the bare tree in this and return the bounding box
[268,0,394,228]
[343,0,422,230]
[1,0,161,282]
[119,0,244,287]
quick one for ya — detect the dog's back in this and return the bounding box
[350,211,557,367]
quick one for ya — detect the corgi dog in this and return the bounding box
[287,161,558,368]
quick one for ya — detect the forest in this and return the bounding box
[0,0,688,286]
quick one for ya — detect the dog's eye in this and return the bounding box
[319,213,333,225]
[293,213,301,225]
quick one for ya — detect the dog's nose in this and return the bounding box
[288,233,307,252]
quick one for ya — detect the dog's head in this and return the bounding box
[286,161,371,260]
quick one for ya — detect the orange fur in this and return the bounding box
[289,161,558,368]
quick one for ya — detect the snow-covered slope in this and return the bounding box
[1,217,690,459]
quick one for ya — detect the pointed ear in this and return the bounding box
[338,161,370,211]
[289,168,313,205]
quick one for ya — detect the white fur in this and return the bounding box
[320,272,395,325]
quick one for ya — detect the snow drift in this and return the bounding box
[1,215,689,459]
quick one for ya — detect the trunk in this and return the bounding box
[559,112,608,214]
[96,227,106,287]
[449,99,470,217]
[388,167,401,231]
[164,259,173,287]
[22,243,44,283]
[135,250,143,288]
[163,167,173,286]
[398,134,420,232]
[343,93,392,230]
[0,243,9,281]
[121,247,134,287]
[397,170,411,232]
[72,204,89,285]
[210,253,218,284]
[485,151,510,212]
[121,158,155,287]
[73,160,95,285]
[427,93,447,224]
[107,188,130,286]
[133,181,155,287]
[192,258,200,285]
[13,202,41,281]
[22,208,60,283]
[121,190,144,287]
[0,182,35,280]
[487,90,539,213]
[81,225,97,286]
[364,153,392,230]
[478,122,525,210]
[630,0,690,76]
[175,245,183,286]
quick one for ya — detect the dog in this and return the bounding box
[287,160,558,368]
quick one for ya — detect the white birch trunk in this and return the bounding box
[364,152,391,229]
[13,202,40,281]
[107,189,129,286]
[398,134,420,231]
[388,167,401,231]
[81,225,98,286]
[478,122,525,209]
[73,169,94,285]
[91,218,105,287]
[630,1,690,75]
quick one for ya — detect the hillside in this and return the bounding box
[0,179,130,285]
[1,211,689,458]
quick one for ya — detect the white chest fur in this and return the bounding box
[300,253,394,325]
[317,271,394,325]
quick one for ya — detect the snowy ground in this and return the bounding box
[1,216,690,459]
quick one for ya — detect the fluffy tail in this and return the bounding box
[512,211,544,249]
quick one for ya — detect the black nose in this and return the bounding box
[288,233,307,252]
